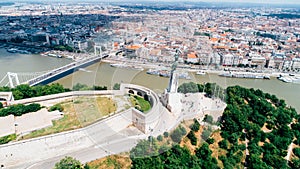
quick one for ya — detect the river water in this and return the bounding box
[54,62,300,112]
[0,48,72,78]
[0,51,299,112]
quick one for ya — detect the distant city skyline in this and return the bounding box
[201,0,300,4]
[5,0,300,5]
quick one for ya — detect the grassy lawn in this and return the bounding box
[88,154,131,169]
[0,134,16,145]
[129,95,151,113]
[73,96,117,126]
[22,96,116,140]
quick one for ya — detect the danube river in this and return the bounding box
[54,61,300,112]
[0,51,299,112]
[0,48,72,78]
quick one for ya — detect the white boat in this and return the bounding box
[196,71,206,75]
[48,53,62,58]
[279,76,293,83]
[278,76,300,83]
[7,48,18,53]
[79,68,92,73]
[110,63,144,71]
[146,69,160,75]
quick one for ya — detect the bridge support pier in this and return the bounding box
[7,72,20,88]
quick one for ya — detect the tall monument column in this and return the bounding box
[168,49,181,93]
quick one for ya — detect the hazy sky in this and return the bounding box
[8,0,300,5]
[201,0,300,4]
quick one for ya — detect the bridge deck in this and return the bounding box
[27,55,106,86]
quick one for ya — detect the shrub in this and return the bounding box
[171,125,187,143]
[49,104,64,112]
[54,156,82,169]
[207,138,215,144]
[219,139,229,149]
[187,131,197,145]
[293,148,300,158]
[201,128,211,140]
[163,131,169,138]
[0,103,41,117]
[203,114,214,124]
[190,118,200,132]
[0,134,16,145]
[157,135,163,141]
[113,83,120,90]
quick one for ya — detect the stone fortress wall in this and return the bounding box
[0,83,162,168]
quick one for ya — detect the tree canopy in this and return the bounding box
[129,84,300,169]
[54,156,83,169]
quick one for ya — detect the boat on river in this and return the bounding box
[110,63,144,71]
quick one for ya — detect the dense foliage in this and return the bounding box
[177,82,225,99]
[49,103,64,112]
[130,95,151,113]
[0,103,41,117]
[190,118,200,132]
[129,84,300,168]
[220,86,299,169]
[130,139,218,169]
[72,83,107,91]
[0,83,109,101]
[0,134,16,145]
[0,83,70,100]
[53,45,74,52]
[113,83,121,90]
[170,125,187,143]
[54,156,83,169]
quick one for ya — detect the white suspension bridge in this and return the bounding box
[0,70,51,88]
[0,45,106,88]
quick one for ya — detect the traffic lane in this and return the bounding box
[24,136,142,169]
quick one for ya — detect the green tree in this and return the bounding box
[201,128,212,141]
[187,131,197,145]
[207,138,215,144]
[113,83,120,90]
[170,125,186,143]
[130,139,159,158]
[72,83,90,91]
[49,104,64,112]
[293,147,300,158]
[54,156,82,169]
[190,118,200,132]
[14,84,34,99]
[290,158,300,169]
[219,139,229,149]
[93,85,107,90]
[157,135,163,142]
[203,114,214,124]
[177,82,199,94]
[163,131,169,138]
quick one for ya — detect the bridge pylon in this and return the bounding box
[7,72,20,88]
[94,45,102,56]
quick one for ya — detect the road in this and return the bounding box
[24,133,146,169]
[0,85,224,169]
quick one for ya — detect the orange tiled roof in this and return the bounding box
[126,45,141,50]
[210,38,218,42]
[229,48,238,51]
[187,53,197,59]
[213,46,228,49]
